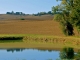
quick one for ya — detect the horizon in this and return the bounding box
[0,0,61,14]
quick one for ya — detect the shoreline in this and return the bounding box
[0,42,80,52]
[0,34,80,52]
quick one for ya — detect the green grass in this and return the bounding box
[0,34,80,49]
[0,34,80,41]
[0,40,23,43]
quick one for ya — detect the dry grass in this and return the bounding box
[0,14,78,36]
[0,15,64,36]
[0,14,53,20]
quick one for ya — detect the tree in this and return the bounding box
[15,12,21,15]
[11,11,14,14]
[6,12,11,14]
[39,12,46,15]
[70,0,80,35]
[47,11,52,15]
[52,0,76,36]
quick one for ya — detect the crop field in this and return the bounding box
[0,14,78,36]
[0,14,65,36]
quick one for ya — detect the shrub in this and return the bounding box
[20,18,25,20]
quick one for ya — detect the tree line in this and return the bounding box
[6,11,53,16]
[6,11,25,15]
[32,11,53,16]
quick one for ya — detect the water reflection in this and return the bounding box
[59,47,80,60]
[6,48,58,53]
[0,48,60,60]
[7,48,25,53]
[3,48,80,60]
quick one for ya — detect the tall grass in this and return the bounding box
[0,34,80,46]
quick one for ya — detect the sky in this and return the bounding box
[0,0,61,14]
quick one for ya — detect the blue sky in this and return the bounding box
[0,0,61,14]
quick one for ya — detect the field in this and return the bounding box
[0,14,64,36]
[0,14,80,50]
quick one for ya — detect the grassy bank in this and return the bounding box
[0,34,80,50]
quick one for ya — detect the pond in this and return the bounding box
[0,48,60,60]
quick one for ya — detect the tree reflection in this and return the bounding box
[38,49,53,52]
[7,48,25,53]
[60,47,74,59]
[48,50,53,52]
[75,49,80,59]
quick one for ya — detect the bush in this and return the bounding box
[20,18,25,20]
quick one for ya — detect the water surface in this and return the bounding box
[0,48,60,60]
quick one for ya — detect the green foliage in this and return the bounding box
[60,22,68,36]
[53,14,63,22]
[47,11,52,14]
[33,11,53,16]
[6,11,25,15]
[60,47,74,59]
[62,0,80,34]
[70,0,80,34]
[52,0,79,36]
[20,18,25,20]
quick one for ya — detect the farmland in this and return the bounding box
[0,14,80,50]
[0,14,63,36]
